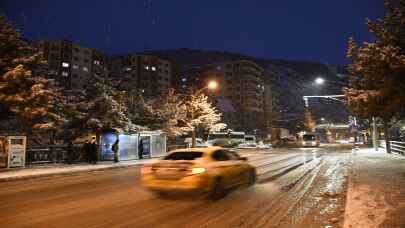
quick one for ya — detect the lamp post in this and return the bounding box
[190,80,218,147]
[307,78,378,149]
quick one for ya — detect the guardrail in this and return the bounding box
[390,141,405,155]
[378,140,405,155]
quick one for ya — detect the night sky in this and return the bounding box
[1,0,384,65]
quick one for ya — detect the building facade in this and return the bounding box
[108,55,172,97]
[40,40,106,90]
[190,60,268,135]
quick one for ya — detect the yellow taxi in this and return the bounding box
[141,147,256,199]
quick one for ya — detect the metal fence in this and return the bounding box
[26,143,187,164]
[167,144,188,151]
[26,144,84,164]
[378,140,405,155]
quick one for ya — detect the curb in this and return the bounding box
[0,162,144,183]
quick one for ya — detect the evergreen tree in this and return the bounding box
[60,75,143,143]
[345,0,405,152]
[0,15,61,134]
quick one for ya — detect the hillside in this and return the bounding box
[144,48,350,131]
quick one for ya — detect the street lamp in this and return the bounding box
[315,77,325,85]
[191,80,218,147]
[207,80,218,90]
[304,82,378,150]
[194,80,218,96]
[314,77,348,86]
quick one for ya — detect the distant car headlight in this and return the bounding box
[141,166,153,175]
[187,167,206,175]
[312,141,316,145]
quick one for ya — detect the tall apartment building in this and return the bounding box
[174,66,204,93]
[108,55,172,97]
[40,40,106,90]
[190,60,267,134]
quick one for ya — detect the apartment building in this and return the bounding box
[41,40,106,90]
[174,66,204,93]
[108,55,172,97]
[194,60,267,133]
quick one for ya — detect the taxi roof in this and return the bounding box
[168,146,223,155]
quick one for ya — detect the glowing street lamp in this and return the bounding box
[315,77,325,85]
[207,80,218,90]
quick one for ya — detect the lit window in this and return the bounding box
[151,66,156,71]
[181,78,187,82]
[145,65,149,70]
[125,67,132,72]
[73,65,79,69]
[61,71,68,77]
[83,67,88,72]
[93,60,100,65]
[182,85,187,88]
[62,62,69,67]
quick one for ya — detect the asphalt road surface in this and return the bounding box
[0,145,353,228]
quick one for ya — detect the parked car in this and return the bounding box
[257,141,272,149]
[141,147,256,200]
[184,137,207,148]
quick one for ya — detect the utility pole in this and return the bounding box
[372,117,378,151]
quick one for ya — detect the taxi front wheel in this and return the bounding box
[247,169,257,186]
[155,191,171,199]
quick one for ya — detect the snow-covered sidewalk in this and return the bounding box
[0,159,156,182]
[344,148,405,228]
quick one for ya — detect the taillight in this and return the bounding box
[186,167,206,176]
[141,166,153,175]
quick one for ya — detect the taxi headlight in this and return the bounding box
[312,141,316,145]
[187,167,206,175]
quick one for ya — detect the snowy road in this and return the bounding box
[0,145,353,228]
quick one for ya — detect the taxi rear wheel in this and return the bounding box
[209,177,227,200]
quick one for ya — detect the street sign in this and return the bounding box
[7,136,26,168]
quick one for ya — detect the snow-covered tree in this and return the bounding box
[151,89,189,137]
[303,110,316,133]
[186,92,226,147]
[60,75,143,142]
[345,0,405,152]
[147,90,226,144]
[0,15,61,134]
[126,90,161,130]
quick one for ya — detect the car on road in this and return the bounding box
[300,133,320,147]
[141,147,256,199]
